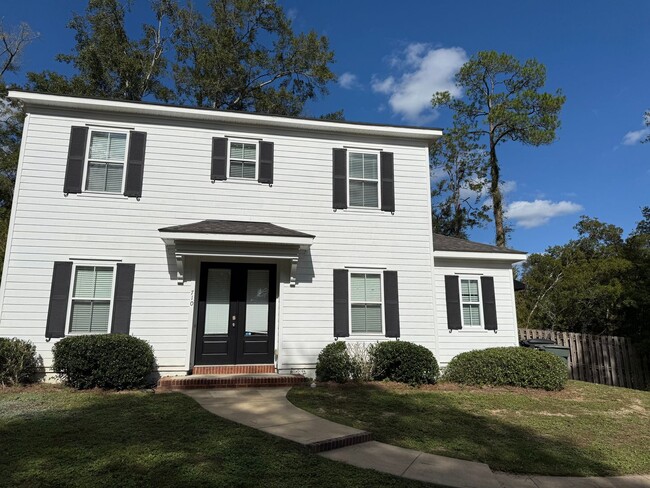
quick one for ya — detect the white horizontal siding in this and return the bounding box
[433,257,519,366]
[0,110,437,373]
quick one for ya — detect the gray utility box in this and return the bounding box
[520,338,570,366]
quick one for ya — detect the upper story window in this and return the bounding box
[229,141,258,179]
[348,151,380,208]
[460,278,482,326]
[68,265,115,334]
[350,272,383,334]
[86,131,128,193]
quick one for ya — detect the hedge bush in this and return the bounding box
[0,338,41,386]
[315,341,355,383]
[370,341,439,386]
[444,347,568,391]
[52,335,156,390]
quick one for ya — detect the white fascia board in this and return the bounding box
[160,231,314,247]
[9,91,443,141]
[433,250,528,263]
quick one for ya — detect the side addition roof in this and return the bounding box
[433,233,527,262]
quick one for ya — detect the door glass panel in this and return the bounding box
[205,268,231,334]
[245,270,270,335]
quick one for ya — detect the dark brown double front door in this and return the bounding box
[194,263,276,365]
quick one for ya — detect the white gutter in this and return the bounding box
[9,90,443,141]
[433,250,528,263]
[159,231,314,247]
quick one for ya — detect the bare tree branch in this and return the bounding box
[0,20,39,79]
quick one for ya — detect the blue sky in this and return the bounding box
[4,1,649,253]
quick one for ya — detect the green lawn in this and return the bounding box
[288,380,650,477]
[0,385,432,488]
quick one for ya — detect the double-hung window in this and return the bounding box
[350,273,383,334]
[460,278,482,326]
[86,131,128,193]
[348,151,379,208]
[229,141,258,179]
[68,265,115,333]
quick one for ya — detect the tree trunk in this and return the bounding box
[489,141,506,247]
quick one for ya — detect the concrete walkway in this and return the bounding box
[181,388,650,488]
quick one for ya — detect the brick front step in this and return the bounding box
[192,364,276,375]
[307,432,373,453]
[158,373,307,391]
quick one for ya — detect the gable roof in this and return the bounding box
[8,90,442,142]
[434,233,526,255]
[159,220,314,239]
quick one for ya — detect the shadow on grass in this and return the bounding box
[288,382,629,477]
[0,387,430,488]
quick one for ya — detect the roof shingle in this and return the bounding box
[433,233,526,254]
[159,220,314,239]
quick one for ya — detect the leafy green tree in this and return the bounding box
[620,207,650,351]
[517,211,649,352]
[430,125,490,238]
[171,0,335,115]
[27,0,174,101]
[432,51,565,247]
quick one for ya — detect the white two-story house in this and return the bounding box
[0,91,526,378]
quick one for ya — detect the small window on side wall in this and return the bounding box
[460,278,482,326]
[86,131,128,193]
[229,141,258,179]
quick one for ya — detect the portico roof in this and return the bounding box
[159,220,314,285]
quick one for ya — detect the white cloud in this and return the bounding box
[461,179,517,204]
[286,8,298,21]
[371,44,467,124]
[622,114,650,145]
[622,128,649,145]
[506,200,583,229]
[338,72,360,90]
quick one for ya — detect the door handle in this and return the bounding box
[232,315,237,328]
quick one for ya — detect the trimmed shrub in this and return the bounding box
[0,338,41,386]
[315,341,354,383]
[370,341,439,386]
[444,347,568,391]
[52,335,156,390]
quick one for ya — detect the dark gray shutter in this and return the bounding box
[444,275,462,330]
[481,276,498,330]
[333,269,349,337]
[383,271,400,338]
[380,152,395,213]
[63,126,88,194]
[258,141,274,184]
[211,137,228,181]
[111,263,136,334]
[332,148,347,209]
[124,131,147,197]
[45,262,73,338]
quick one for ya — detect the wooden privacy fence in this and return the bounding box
[518,329,650,390]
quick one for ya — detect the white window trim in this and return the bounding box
[227,139,259,180]
[459,276,484,328]
[65,261,118,335]
[348,270,384,336]
[82,128,130,195]
[347,149,381,209]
